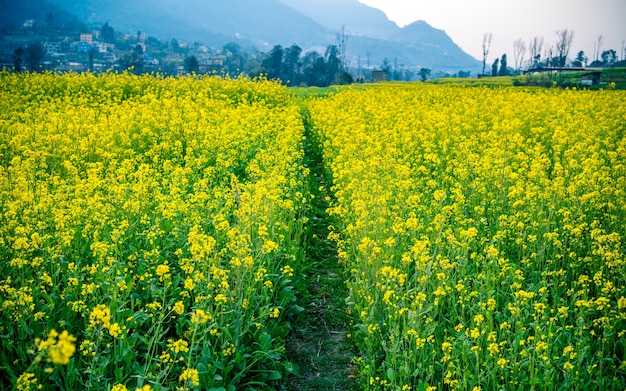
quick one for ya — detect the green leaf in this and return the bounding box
[41,292,54,306]
[258,332,272,351]
[289,304,305,314]
[114,367,123,382]
[285,361,301,375]
[198,363,213,388]
[263,370,282,381]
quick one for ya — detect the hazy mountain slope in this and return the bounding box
[155,0,330,47]
[393,21,480,69]
[46,0,215,43]
[0,0,82,29]
[279,0,399,38]
[25,0,480,72]
[46,0,329,48]
[279,0,479,71]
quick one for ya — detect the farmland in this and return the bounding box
[1,72,625,390]
[307,84,626,390]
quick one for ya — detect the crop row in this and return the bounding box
[307,84,626,390]
[0,72,307,390]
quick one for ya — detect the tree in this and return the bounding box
[223,42,241,55]
[335,71,353,85]
[119,50,144,74]
[261,45,284,80]
[554,29,574,67]
[133,44,144,56]
[222,42,249,76]
[283,45,302,86]
[101,22,115,43]
[418,68,431,82]
[325,45,341,85]
[601,49,617,66]
[571,51,587,67]
[301,51,326,86]
[184,55,199,73]
[499,54,508,76]
[25,42,46,72]
[88,48,95,71]
[171,39,180,53]
[380,58,391,74]
[593,35,603,63]
[491,58,499,76]
[544,44,557,67]
[336,25,349,70]
[482,32,493,75]
[529,36,544,68]
[513,38,526,73]
[12,47,24,73]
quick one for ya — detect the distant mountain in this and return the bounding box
[7,0,481,73]
[391,21,480,70]
[277,0,480,72]
[45,0,330,49]
[0,0,83,30]
[278,0,400,38]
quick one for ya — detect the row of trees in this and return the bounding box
[9,19,437,85]
[183,43,353,86]
[11,43,47,73]
[9,38,354,87]
[6,19,442,84]
[482,29,626,76]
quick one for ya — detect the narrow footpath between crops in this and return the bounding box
[285,109,355,390]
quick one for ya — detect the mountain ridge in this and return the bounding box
[278,0,400,38]
[3,0,481,72]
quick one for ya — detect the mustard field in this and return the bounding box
[1,72,308,390]
[1,71,625,390]
[307,84,626,390]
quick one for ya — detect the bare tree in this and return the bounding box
[336,25,349,70]
[544,44,556,67]
[513,38,527,73]
[529,36,544,68]
[482,32,492,75]
[554,29,574,67]
[593,35,603,62]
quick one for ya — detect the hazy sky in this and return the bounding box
[359,0,626,63]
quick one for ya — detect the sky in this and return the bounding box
[358,0,626,64]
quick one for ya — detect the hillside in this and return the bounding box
[45,0,329,49]
[4,0,481,73]
[392,21,480,70]
[0,0,83,31]
[279,0,400,38]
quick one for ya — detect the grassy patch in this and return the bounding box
[284,109,355,391]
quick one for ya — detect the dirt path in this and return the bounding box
[284,112,354,390]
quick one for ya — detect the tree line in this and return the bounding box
[183,43,353,87]
[8,20,426,85]
[482,29,626,76]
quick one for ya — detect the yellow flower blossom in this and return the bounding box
[37,329,76,365]
[179,368,200,386]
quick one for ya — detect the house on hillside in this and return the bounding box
[80,34,93,43]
